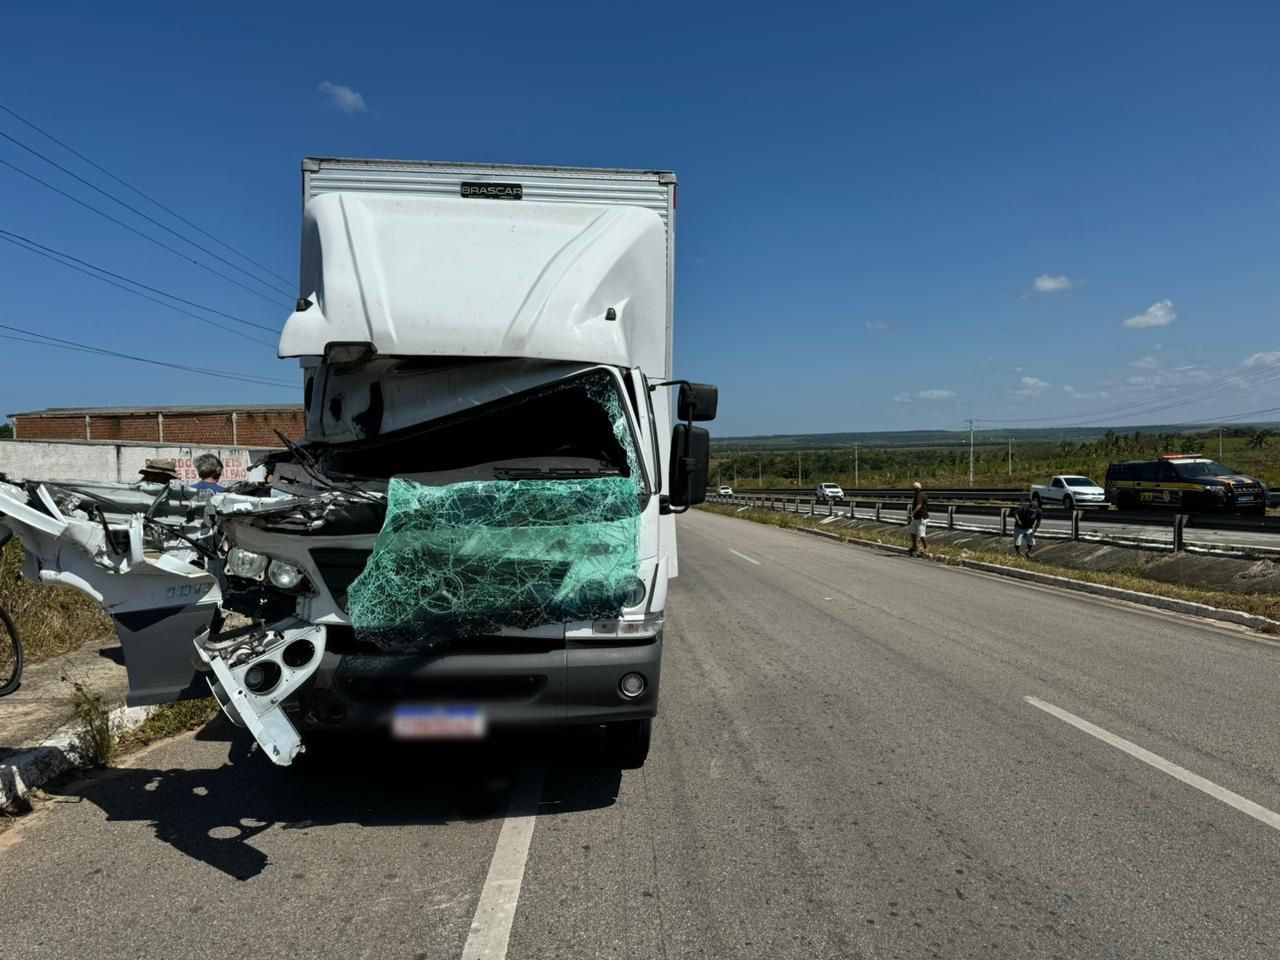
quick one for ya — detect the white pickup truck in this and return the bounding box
[1029,475,1107,511]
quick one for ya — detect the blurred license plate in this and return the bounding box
[1238,495,1255,503]
[392,705,486,740]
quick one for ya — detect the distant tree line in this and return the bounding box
[712,427,1275,489]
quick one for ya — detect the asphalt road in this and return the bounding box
[5,509,1280,959]
[796,499,1279,552]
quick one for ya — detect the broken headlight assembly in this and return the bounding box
[267,559,305,591]
[225,547,311,594]
[226,547,269,579]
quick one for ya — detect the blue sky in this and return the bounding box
[1,2,1277,437]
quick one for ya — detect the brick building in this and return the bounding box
[8,404,305,447]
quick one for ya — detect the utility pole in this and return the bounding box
[855,443,859,488]
[1008,438,1013,477]
[758,455,762,485]
[965,419,977,487]
[797,452,802,486]
[1219,426,1223,459]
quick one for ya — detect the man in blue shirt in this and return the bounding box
[192,454,226,494]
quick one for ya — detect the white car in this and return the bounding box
[815,482,844,502]
[1030,475,1107,511]
[718,485,734,496]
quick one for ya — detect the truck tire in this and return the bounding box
[605,718,652,769]
[1062,494,1074,512]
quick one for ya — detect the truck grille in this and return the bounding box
[310,548,373,610]
[336,674,547,704]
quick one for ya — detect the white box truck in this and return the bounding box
[0,158,717,768]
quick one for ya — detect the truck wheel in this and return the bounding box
[1062,494,1073,512]
[605,719,652,769]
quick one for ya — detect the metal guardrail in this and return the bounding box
[707,493,1280,553]
[716,486,1280,508]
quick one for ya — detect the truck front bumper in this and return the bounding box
[287,635,663,732]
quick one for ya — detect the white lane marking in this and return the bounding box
[729,548,762,565]
[461,768,545,960]
[1024,697,1280,832]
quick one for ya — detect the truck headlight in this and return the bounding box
[267,560,305,591]
[226,547,268,579]
[624,577,647,607]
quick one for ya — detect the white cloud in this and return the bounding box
[917,389,955,400]
[1131,355,1160,369]
[865,321,894,332]
[1063,384,1109,400]
[1033,274,1073,293]
[1016,376,1050,397]
[1122,299,1176,329]
[892,392,912,403]
[1124,363,1213,392]
[318,81,368,114]
[1243,351,1280,367]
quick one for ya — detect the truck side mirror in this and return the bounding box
[667,424,710,510]
[677,383,718,422]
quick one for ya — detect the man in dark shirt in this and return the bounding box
[908,481,930,557]
[1012,500,1044,558]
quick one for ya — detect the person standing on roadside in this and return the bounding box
[908,481,930,557]
[1012,499,1044,558]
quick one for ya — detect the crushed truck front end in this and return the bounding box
[201,361,671,766]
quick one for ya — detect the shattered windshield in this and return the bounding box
[341,369,648,651]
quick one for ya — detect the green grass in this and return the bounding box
[0,540,116,663]
[116,698,220,754]
[70,682,117,767]
[698,503,1280,627]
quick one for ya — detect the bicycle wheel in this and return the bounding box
[0,605,22,697]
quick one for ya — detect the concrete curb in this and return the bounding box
[788,523,1280,634]
[0,702,154,809]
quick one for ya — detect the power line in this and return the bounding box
[0,100,292,289]
[0,334,294,388]
[0,228,276,335]
[1047,366,1280,428]
[0,154,286,308]
[0,323,296,388]
[983,361,1280,427]
[0,115,292,296]
[0,233,276,348]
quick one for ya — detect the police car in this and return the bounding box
[1104,455,1268,514]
